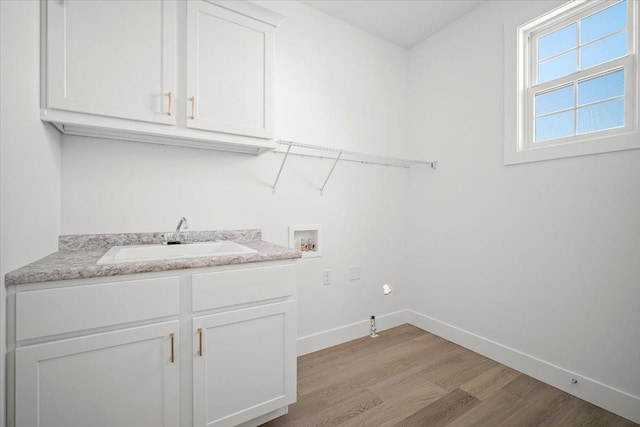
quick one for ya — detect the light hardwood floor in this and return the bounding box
[262,324,638,427]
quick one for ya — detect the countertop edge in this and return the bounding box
[5,236,301,287]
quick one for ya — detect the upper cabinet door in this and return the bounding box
[46,0,176,125]
[187,1,279,139]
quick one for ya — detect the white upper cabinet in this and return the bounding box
[45,0,176,125]
[187,1,277,138]
[41,0,284,154]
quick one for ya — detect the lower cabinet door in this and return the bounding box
[193,301,297,427]
[14,321,180,427]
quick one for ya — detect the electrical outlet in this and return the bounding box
[349,265,361,281]
[323,269,332,285]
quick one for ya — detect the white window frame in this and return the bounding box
[504,0,640,165]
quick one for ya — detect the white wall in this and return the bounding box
[61,0,411,345]
[5,0,639,423]
[0,2,62,427]
[407,0,640,419]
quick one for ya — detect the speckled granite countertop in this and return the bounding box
[5,230,301,286]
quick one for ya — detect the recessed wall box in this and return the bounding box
[288,225,321,258]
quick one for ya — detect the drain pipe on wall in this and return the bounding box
[370,315,378,338]
[370,284,394,338]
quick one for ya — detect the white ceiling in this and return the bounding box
[300,0,486,48]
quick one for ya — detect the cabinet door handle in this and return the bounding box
[190,96,196,119]
[167,91,173,116]
[198,328,203,357]
[170,333,175,363]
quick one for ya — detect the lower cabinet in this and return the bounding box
[7,261,297,427]
[14,321,180,427]
[193,301,297,427]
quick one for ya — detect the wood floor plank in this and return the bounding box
[341,380,447,427]
[460,365,522,400]
[498,376,572,426]
[502,373,564,402]
[368,369,449,405]
[264,389,331,426]
[298,330,428,390]
[541,394,634,427]
[307,336,456,404]
[391,388,480,427]
[446,389,528,427]
[299,333,455,397]
[261,325,639,427]
[430,352,497,392]
[287,389,383,427]
[298,325,424,379]
[366,348,464,401]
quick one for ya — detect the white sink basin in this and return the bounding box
[97,241,257,265]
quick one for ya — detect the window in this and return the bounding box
[504,0,639,165]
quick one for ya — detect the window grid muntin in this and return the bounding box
[533,66,626,143]
[537,23,577,62]
[580,0,628,43]
[527,0,634,147]
[534,83,574,118]
[577,98,625,134]
[580,31,628,69]
[531,0,629,85]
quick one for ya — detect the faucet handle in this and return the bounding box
[176,217,189,232]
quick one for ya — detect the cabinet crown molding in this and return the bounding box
[208,0,285,27]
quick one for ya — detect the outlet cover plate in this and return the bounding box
[323,269,331,285]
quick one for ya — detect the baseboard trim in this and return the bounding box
[406,309,640,424]
[296,310,408,356]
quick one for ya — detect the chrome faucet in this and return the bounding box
[176,217,189,233]
[162,217,190,245]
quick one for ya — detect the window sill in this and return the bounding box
[504,130,640,165]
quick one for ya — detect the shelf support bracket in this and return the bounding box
[320,152,342,195]
[272,143,292,194]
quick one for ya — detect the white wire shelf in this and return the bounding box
[271,140,437,194]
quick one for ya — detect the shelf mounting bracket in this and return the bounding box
[320,152,342,195]
[272,143,292,194]
[271,140,437,193]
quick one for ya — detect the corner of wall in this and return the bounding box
[1,2,63,426]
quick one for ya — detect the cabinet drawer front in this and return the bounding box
[16,277,180,341]
[192,264,295,311]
